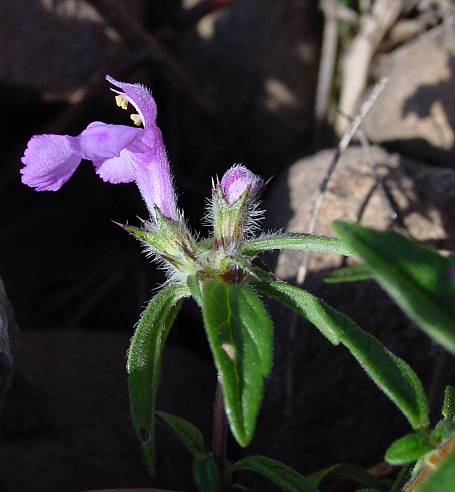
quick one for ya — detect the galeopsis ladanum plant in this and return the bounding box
[21,75,453,492]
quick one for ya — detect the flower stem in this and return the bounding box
[212,377,228,491]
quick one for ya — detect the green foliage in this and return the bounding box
[308,463,383,490]
[332,221,455,354]
[127,283,189,476]
[193,454,220,492]
[389,464,412,492]
[200,279,273,447]
[414,449,455,491]
[124,208,196,274]
[187,274,203,307]
[212,183,251,245]
[431,421,455,445]
[442,385,455,421]
[324,263,372,283]
[385,433,434,465]
[230,455,318,492]
[157,411,205,458]
[241,233,353,256]
[256,279,429,430]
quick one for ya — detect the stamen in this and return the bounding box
[130,114,142,126]
[115,94,128,110]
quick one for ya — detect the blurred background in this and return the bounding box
[1,1,455,491]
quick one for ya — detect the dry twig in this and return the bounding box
[314,0,360,138]
[314,0,340,134]
[337,109,398,223]
[297,77,388,284]
[336,0,405,135]
[283,78,387,419]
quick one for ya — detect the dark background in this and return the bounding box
[1,1,455,492]
[0,0,320,338]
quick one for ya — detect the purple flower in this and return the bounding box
[220,165,263,205]
[20,75,177,220]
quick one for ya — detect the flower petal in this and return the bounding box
[129,128,178,220]
[77,122,141,160]
[20,134,81,191]
[92,150,135,184]
[106,75,157,128]
[220,165,263,204]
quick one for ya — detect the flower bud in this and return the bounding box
[220,165,263,205]
[212,165,264,251]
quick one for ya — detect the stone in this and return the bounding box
[0,0,137,99]
[178,0,321,171]
[266,145,455,280]
[0,329,214,492]
[363,25,455,167]
[0,277,18,414]
[245,146,455,483]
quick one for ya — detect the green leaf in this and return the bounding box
[308,463,383,490]
[127,283,189,476]
[389,464,412,492]
[385,433,434,465]
[200,279,273,447]
[193,453,220,492]
[187,274,203,307]
[415,449,455,491]
[332,221,455,355]
[443,385,455,421]
[355,489,380,492]
[241,233,353,256]
[230,455,318,492]
[431,421,455,444]
[256,279,429,430]
[157,411,205,458]
[323,264,373,284]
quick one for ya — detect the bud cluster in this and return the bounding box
[126,165,264,283]
[212,165,263,253]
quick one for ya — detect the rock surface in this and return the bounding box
[0,277,18,415]
[179,0,321,168]
[363,25,455,167]
[0,0,141,99]
[268,145,455,279]
[246,146,455,483]
[0,329,214,492]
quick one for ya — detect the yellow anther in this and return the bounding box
[115,94,128,110]
[130,114,142,126]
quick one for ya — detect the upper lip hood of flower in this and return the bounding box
[20,75,178,221]
[106,75,157,128]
